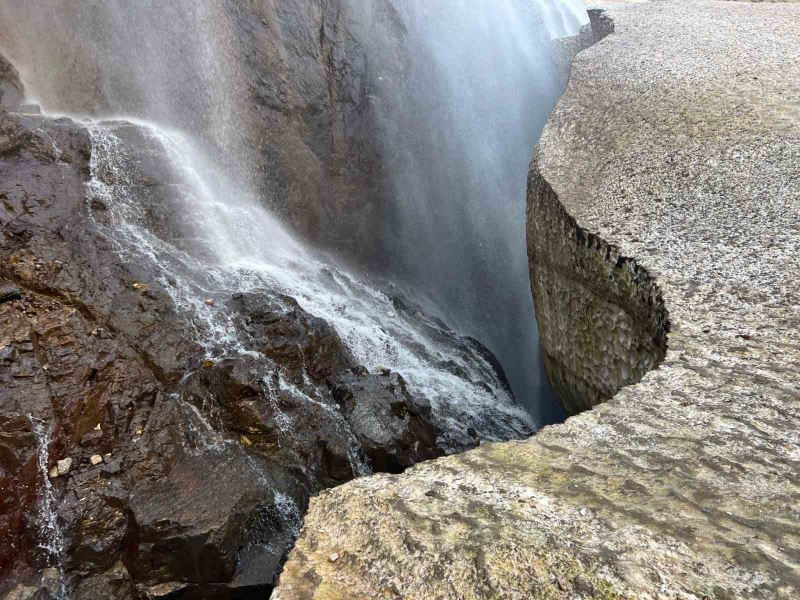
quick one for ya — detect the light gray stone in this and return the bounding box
[56,457,72,476]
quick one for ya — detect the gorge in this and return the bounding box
[0,1,590,598]
[275,1,800,598]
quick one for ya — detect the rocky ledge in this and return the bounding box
[274,1,800,598]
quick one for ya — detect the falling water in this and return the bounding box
[28,417,69,600]
[0,0,587,450]
[85,120,532,449]
[377,0,588,424]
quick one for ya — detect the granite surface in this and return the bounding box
[273,2,800,598]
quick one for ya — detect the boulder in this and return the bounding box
[332,370,440,473]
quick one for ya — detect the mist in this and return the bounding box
[377,0,587,423]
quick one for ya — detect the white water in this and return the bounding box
[28,417,69,600]
[87,121,533,449]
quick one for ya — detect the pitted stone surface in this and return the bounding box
[274,1,800,599]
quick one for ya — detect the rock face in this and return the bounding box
[0,56,22,109]
[274,2,800,598]
[0,54,456,598]
[229,0,407,260]
[528,167,668,415]
[531,9,668,416]
[0,0,406,262]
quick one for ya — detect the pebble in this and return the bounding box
[90,454,103,466]
[328,553,339,562]
[49,466,59,479]
[56,457,72,476]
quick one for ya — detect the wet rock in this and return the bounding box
[0,1,408,264]
[180,353,364,486]
[71,561,135,600]
[0,94,309,597]
[332,370,441,473]
[128,453,275,591]
[227,291,356,384]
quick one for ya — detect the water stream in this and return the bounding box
[86,120,533,448]
[29,417,69,600]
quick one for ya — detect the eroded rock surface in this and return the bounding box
[274,2,800,598]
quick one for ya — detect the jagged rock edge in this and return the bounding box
[528,8,670,416]
[526,9,670,414]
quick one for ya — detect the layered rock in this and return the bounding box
[274,1,800,598]
[531,9,669,416]
[527,172,668,415]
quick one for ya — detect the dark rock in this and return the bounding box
[0,55,23,109]
[0,282,22,303]
[0,95,453,596]
[227,292,356,384]
[332,371,441,473]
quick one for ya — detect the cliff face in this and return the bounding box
[0,29,519,598]
[274,1,800,598]
[527,9,668,416]
[527,168,668,415]
[230,0,407,259]
[0,0,405,261]
[530,9,669,417]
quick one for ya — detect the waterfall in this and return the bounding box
[28,417,69,600]
[376,0,588,424]
[0,0,587,449]
[85,120,532,449]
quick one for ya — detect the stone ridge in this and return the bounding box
[274,1,800,598]
[531,6,669,416]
